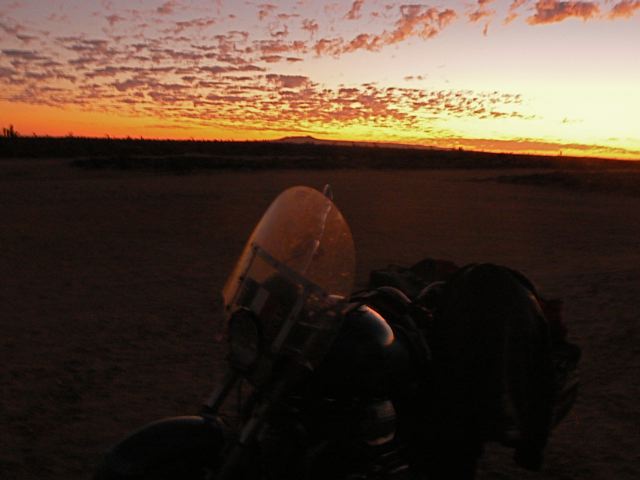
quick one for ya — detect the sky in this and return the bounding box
[0,0,639,159]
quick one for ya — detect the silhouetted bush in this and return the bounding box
[2,125,19,138]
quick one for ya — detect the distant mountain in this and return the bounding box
[275,135,444,150]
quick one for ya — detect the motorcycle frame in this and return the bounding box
[202,244,338,480]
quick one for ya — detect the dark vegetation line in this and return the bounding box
[0,134,637,172]
[494,171,640,197]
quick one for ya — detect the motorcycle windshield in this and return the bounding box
[223,186,356,313]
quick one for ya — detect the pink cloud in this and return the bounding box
[268,22,289,38]
[313,37,343,56]
[0,20,23,36]
[157,0,179,15]
[301,18,319,37]
[258,4,277,21]
[16,34,37,43]
[256,39,306,55]
[173,17,217,33]
[106,14,125,27]
[277,13,299,20]
[527,1,600,24]
[608,0,640,18]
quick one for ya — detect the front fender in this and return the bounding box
[96,416,227,480]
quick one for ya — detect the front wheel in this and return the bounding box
[95,416,227,480]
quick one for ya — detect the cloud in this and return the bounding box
[258,4,277,21]
[113,77,147,92]
[261,54,283,63]
[389,5,458,42]
[2,49,48,61]
[67,39,112,54]
[468,0,495,23]
[0,66,17,77]
[173,17,217,33]
[342,33,382,53]
[265,73,309,88]
[346,0,365,20]
[105,14,125,27]
[608,0,640,18]
[256,39,306,55]
[277,13,299,20]
[16,34,37,43]
[503,0,529,23]
[509,0,530,10]
[0,20,23,35]
[469,9,494,22]
[313,37,343,56]
[157,0,179,15]
[268,22,289,38]
[199,64,263,75]
[527,1,600,24]
[85,66,137,78]
[314,5,457,56]
[301,19,319,37]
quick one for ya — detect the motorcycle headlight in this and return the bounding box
[228,308,262,370]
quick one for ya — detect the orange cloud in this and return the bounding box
[390,5,457,42]
[504,0,529,24]
[346,0,365,20]
[527,1,600,24]
[468,0,496,23]
[608,0,640,18]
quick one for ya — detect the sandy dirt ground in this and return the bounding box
[1,158,639,479]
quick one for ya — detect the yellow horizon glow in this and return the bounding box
[3,101,638,161]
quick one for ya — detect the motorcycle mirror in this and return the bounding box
[322,184,333,201]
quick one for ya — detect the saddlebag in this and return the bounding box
[368,259,581,471]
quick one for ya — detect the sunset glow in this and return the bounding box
[1,1,639,159]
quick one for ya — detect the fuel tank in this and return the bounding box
[312,304,416,398]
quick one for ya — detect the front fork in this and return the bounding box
[201,363,308,480]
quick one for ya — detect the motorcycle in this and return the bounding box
[95,185,579,480]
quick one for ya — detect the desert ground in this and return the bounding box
[1,157,639,479]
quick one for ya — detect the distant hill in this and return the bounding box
[276,135,444,150]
